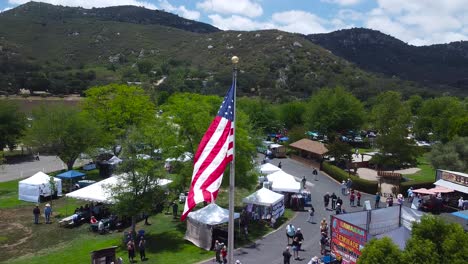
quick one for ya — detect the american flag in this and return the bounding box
[181,84,235,221]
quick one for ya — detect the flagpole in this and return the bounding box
[228,55,239,264]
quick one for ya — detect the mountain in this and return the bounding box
[308,28,468,91]
[0,3,462,100]
[5,1,220,33]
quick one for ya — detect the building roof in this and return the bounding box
[289,138,328,155]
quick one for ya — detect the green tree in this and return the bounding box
[162,93,257,189]
[428,137,468,173]
[137,60,153,74]
[326,140,353,167]
[408,215,468,264]
[110,126,168,235]
[278,101,306,129]
[406,95,423,115]
[402,237,439,264]
[24,106,103,170]
[304,87,365,136]
[370,91,418,168]
[370,91,411,134]
[238,97,281,133]
[358,237,403,264]
[83,84,155,143]
[0,101,27,150]
[414,97,466,142]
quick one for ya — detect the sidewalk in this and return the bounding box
[200,157,381,264]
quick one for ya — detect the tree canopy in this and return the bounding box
[162,92,257,189]
[428,137,468,173]
[0,101,27,150]
[82,84,155,142]
[24,106,103,170]
[358,215,468,264]
[414,96,467,142]
[304,87,365,136]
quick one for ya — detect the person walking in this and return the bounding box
[320,232,328,255]
[331,193,337,210]
[301,176,307,189]
[356,191,362,207]
[323,192,330,210]
[458,197,464,210]
[375,192,381,208]
[139,237,146,261]
[336,197,343,208]
[283,246,292,264]
[44,203,52,224]
[286,224,296,244]
[320,218,328,234]
[127,239,135,263]
[346,178,353,194]
[293,228,304,251]
[291,236,301,260]
[313,168,318,181]
[335,203,342,215]
[172,201,179,218]
[386,195,394,207]
[307,205,315,223]
[350,192,355,207]
[221,245,228,264]
[340,181,346,195]
[33,205,40,224]
[214,240,222,263]
[278,162,282,169]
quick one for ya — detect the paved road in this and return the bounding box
[0,155,89,182]
[200,157,379,264]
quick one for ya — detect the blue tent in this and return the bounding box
[452,210,468,220]
[56,170,85,179]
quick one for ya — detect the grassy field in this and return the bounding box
[404,155,436,183]
[0,176,293,264]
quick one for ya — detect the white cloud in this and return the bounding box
[321,0,363,6]
[364,0,468,45]
[272,10,328,34]
[208,10,330,35]
[159,0,200,20]
[208,14,273,31]
[337,9,363,21]
[7,0,157,9]
[196,0,262,18]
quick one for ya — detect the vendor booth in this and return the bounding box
[266,170,301,193]
[269,143,287,158]
[18,171,62,202]
[330,206,425,264]
[66,175,172,203]
[259,163,281,174]
[56,170,86,192]
[185,203,240,250]
[242,187,285,220]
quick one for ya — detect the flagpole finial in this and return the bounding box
[231,56,239,64]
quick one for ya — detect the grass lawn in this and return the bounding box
[0,177,294,264]
[0,179,31,209]
[404,155,436,183]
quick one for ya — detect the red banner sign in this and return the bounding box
[330,216,367,264]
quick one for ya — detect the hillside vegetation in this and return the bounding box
[0,2,455,100]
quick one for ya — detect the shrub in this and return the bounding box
[322,162,378,194]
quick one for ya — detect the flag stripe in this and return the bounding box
[181,85,235,221]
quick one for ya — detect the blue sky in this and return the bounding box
[1,0,467,46]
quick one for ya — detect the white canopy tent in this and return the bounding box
[259,163,282,174]
[267,170,301,193]
[185,203,240,250]
[243,187,285,220]
[243,187,284,206]
[18,171,62,203]
[66,175,172,203]
[107,156,123,165]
